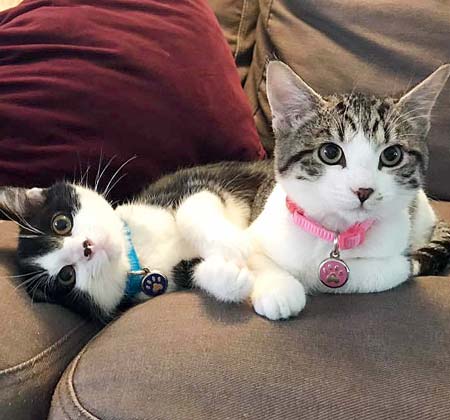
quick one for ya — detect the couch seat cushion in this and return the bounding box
[50,254,450,418]
[0,222,101,420]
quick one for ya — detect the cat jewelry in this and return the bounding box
[128,268,168,297]
[123,221,169,298]
[319,234,350,288]
[286,197,374,289]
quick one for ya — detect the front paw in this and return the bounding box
[251,273,306,320]
[194,256,253,302]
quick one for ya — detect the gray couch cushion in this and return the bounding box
[208,0,259,84]
[245,0,450,199]
[50,277,450,420]
[0,222,101,420]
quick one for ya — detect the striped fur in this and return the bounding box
[413,221,450,275]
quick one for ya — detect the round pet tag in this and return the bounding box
[141,270,168,297]
[319,257,349,288]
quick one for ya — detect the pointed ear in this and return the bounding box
[0,187,45,221]
[266,61,324,133]
[397,64,450,134]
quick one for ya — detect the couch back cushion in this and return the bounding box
[0,0,264,201]
[207,0,260,84]
[245,0,450,199]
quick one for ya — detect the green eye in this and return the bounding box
[57,265,76,288]
[319,143,344,165]
[51,213,72,236]
[380,145,403,167]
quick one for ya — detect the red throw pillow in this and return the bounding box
[0,0,264,200]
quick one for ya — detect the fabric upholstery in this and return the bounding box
[0,222,101,420]
[50,276,450,420]
[49,200,450,420]
[245,0,450,199]
[0,0,264,202]
[208,0,260,84]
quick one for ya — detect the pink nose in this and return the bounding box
[354,188,374,204]
[83,239,94,258]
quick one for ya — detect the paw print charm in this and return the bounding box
[318,235,350,288]
[141,270,168,297]
[319,257,349,288]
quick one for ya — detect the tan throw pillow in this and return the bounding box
[246,0,450,199]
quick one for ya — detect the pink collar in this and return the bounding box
[286,197,374,251]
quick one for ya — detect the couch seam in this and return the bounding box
[234,0,248,60]
[252,0,274,119]
[58,369,99,420]
[2,331,91,388]
[62,335,102,419]
[0,321,89,377]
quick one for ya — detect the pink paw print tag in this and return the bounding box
[318,236,349,288]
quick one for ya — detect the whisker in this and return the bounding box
[94,146,104,192]
[104,173,128,199]
[102,155,137,197]
[95,155,117,193]
[3,270,44,280]
[0,208,43,235]
[80,165,91,188]
[12,272,46,294]
[30,274,49,303]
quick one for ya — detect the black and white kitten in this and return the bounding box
[245,61,450,320]
[0,162,271,321]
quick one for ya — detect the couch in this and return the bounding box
[1,1,450,419]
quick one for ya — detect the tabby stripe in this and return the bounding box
[412,221,450,275]
[407,150,425,173]
[172,258,202,289]
[278,149,315,173]
[372,119,379,135]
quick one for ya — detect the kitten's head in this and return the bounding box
[267,61,450,229]
[0,183,128,321]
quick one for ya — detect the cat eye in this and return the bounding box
[318,143,344,166]
[380,145,403,168]
[57,265,76,288]
[51,213,73,236]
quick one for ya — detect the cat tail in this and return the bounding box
[171,258,202,289]
[412,220,450,276]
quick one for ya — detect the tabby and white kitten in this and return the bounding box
[1,162,270,321]
[247,61,450,320]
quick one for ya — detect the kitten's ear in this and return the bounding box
[0,187,45,220]
[397,64,450,134]
[266,61,324,133]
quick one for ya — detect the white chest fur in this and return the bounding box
[116,204,196,292]
[249,184,412,293]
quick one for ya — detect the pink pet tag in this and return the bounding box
[319,236,349,288]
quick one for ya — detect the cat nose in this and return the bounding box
[83,239,94,259]
[354,188,374,204]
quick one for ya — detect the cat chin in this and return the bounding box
[77,258,129,315]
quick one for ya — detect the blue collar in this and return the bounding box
[123,222,168,298]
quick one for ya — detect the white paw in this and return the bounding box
[193,256,254,302]
[203,227,251,263]
[251,272,306,320]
